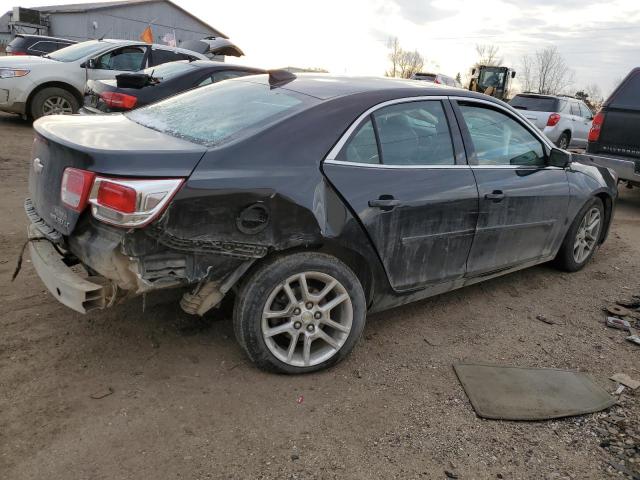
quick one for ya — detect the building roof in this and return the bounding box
[32,0,228,38]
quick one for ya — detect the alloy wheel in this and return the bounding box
[42,96,73,116]
[573,207,601,264]
[261,271,353,367]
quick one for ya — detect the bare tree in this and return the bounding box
[585,83,603,110]
[385,37,424,79]
[475,44,503,67]
[520,46,574,95]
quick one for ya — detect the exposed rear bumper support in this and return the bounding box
[577,153,639,184]
[28,223,108,313]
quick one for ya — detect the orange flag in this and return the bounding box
[140,25,153,44]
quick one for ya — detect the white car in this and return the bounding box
[0,39,207,119]
[509,93,594,149]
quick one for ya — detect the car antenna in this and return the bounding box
[267,69,296,87]
[97,27,113,41]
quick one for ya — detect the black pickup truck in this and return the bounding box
[586,68,640,187]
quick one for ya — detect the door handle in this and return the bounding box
[484,190,505,202]
[368,196,401,210]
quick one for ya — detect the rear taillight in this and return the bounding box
[89,177,184,227]
[96,181,137,213]
[61,168,96,211]
[99,91,138,110]
[588,111,605,142]
[9,51,27,56]
[546,113,561,127]
[60,168,183,227]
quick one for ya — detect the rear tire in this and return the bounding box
[556,132,570,150]
[554,197,604,272]
[233,252,366,374]
[30,87,79,119]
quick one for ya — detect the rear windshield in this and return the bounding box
[7,37,28,50]
[413,74,436,81]
[609,71,640,110]
[47,40,113,62]
[126,79,318,146]
[142,61,196,81]
[510,95,559,112]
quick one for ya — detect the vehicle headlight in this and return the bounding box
[0,68,30,79]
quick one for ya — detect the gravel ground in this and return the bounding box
[1,112,639,480]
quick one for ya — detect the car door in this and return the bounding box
[578,103,594,147]
[452,99,571,276]
[323,98,479,292]
[88,45,149,81]
[568,101,586,146]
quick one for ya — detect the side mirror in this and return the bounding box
[511,71,516,78]
[471,68,476,75]
[548,148,571,168]
[82,58,96,69]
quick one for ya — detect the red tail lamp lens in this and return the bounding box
[97,181,137,213]
[100,91,138,110]
[546,113,561,127]
[588,111,605,142]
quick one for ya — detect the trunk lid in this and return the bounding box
[29,114,207,236]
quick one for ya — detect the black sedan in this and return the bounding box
[25,73,617,373]
[81,60,265,113]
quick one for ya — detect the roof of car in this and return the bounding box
[15,34,77,42]
[188,60,264,72]
[245,73,471,101]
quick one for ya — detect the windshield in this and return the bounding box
[142,61,196,81]
[47,40,113,62]
[126,79,318,146]
[510,95,560,112]
[478,68,506,90]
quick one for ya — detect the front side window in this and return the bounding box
[459,103,545,167]
[373,101,455,165]
[127,79,318,146]
[96,46,146,71]
[579,103,593,119]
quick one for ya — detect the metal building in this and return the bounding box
[0,0,227,49]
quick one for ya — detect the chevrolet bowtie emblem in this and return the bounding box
[33,157,44,174]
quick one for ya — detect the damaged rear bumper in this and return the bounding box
[28,223,109,313]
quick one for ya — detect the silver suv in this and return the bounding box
[510,94,594,149]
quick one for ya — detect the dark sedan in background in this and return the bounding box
[25,73,617,373]
[6,34,76,56]
[81,60,265,113]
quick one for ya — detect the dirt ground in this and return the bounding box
[1,112,639,480]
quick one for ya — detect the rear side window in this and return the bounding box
[373,101,455,165]
[127,79,318,146]
[570,102,581,115]
[609,71,640,110]
[150,49,193,66]
[510,95,558,112]
[337,119,379,164]
[29,41,58,54]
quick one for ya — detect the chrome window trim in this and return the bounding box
[324,95,450,163]
[324,95,559,171]
[324,159,471,170]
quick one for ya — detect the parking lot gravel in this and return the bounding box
[1,112,639,479]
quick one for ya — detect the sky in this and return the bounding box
[3,0,639,96]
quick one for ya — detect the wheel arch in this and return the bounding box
[593,191,614,244]
[26,81,83,117]
[245,242,376,307]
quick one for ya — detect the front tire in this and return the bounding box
[30,87,79,119]
[554,197,604,272]
[233,252,366,374]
